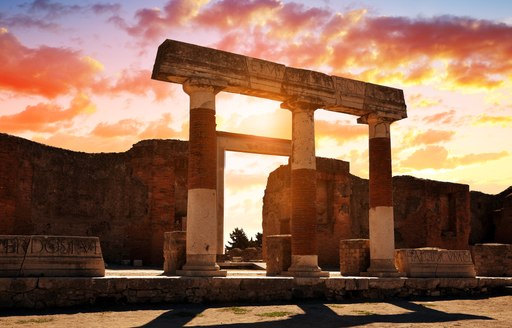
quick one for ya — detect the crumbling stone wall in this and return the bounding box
[0,133,188,266]
[263,158,472,266]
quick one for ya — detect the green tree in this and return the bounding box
[226,227,250,250]
[249,232,262,248]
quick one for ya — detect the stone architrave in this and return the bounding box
[178,79,226,277]
[152,39,407,121]
[395,248,476,277]
[0,235,105,277]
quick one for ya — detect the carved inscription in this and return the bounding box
[0,236,101,256]
[247,58,285,80]
[283,68,333,90]
[334,76,366,97]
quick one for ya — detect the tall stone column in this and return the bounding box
[363,113,399,276]
[282,101,328,277]
[179,79,226,277]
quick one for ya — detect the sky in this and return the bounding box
[1,0,511,244]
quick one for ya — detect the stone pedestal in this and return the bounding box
[395,248,476,277]
[163,231,186,275]
[0,235,105,277]
[339,239,370,276]
[266,235,291,276]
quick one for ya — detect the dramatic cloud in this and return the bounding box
[400,145,508,170]
[92,69,174,101]
[409,129,455,145]
[0,93,95,133]
[315,120,367,142]
[114,1,512,90]
[0,29,102,98]
[407,94,442,109]
[474,114,512,127]
[91,119,142,138]
[422,110,457,125]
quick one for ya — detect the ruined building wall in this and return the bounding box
[263,158,472,267]
[0,133,188,266]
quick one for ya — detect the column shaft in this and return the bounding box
[285,103,327,277]
[366,114,399,276]
[179,81,226,277]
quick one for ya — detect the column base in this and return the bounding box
[177,254,227,277]
[363,259,404,277]
[284,255,329,278]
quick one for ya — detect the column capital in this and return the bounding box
[358,112,397,123]
[280,96,320,112]
[358,113,394,139]
[183,78,227,96]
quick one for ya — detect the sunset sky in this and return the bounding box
[1,0,511,242]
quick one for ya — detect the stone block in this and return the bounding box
[163,231,186,275]
[471,243,512,277]
[395,248,475,278]
[266,235,291,276]
[0,235,105,277]
[339,239,370,276]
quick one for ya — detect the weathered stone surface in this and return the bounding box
[339,239,370,276]
[471,243,512,277]
[266,235,291,276]
[163,231,186,275]
[0,235,104,277]
[0,134,188,266]
[152,39,406,120]
[263,158,474,267]
[395,248,475,278]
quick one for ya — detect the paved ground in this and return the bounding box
[1,292,511,327]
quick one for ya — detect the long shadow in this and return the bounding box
[138,298,494,328]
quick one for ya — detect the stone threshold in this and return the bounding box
[1,275,511,309]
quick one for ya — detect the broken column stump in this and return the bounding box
[163,231,186,275]
[266,235,291,276]
[0,235,105,277]
[339,239,370,276]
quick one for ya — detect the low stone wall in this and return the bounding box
[339,239,369,276]
[471,243,512,276]
[1,276,511,309]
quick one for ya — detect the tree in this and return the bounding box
[225,227,249,250]
[249,232,262,248]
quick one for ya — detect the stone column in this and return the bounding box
[179,79,226,277]
[282,101,328,277]
[216,145,225,256]
[363,113,399,276]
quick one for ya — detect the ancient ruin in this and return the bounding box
[152,39,407,277]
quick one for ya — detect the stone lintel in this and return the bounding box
[217,131,291,156]
[152,39,407,120]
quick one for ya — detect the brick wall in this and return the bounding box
[0,134,188,266]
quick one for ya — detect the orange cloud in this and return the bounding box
[422,110,456,124]
[407,94,442,109]
[91,119,142,138]
[138,113,183,140]
[0,93,95,133]
[92,69,174,101]
[474,114,512,127]
[400,145,508,170]
[0,29,102,98]
[410,129,455,145]
[315,120,367,141]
